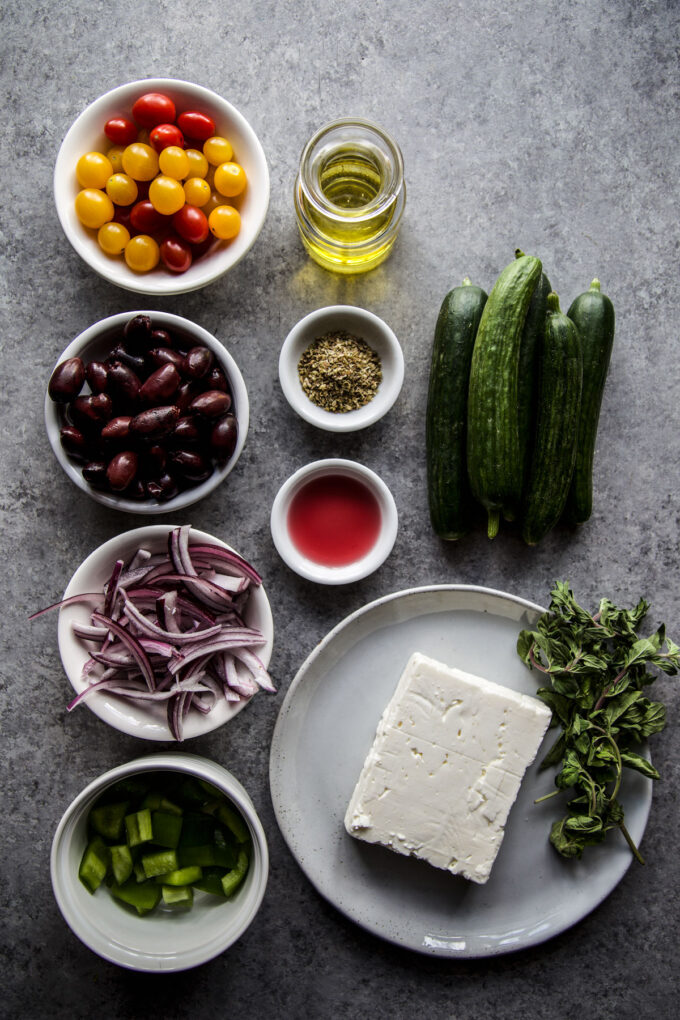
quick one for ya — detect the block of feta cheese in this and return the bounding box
[344,652,552,884]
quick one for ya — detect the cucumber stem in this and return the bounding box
[461,276,472,286]
[590,278,601,292]
[515,248,526,258]
[487,510,500,539]
[547,291,561,313]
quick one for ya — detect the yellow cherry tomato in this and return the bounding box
[203,135,233,166]
[105,173,138,206]
[148,175,186,215]
[208,204,241,240]
[203,188,227,215]
[122,142,159,182]
[182,177,212,207]
[75,188,115,229]
[76,151,113,189]
[97,221,130,255]
[159,145,190,180]
[124,234,160,272]
[185,148,209,178]
[214,161,247,198]
[106,146,126,173]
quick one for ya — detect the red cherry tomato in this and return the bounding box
[172,204,209,244]
[130,199,169,234]
[112,204,133,231]
[160,234,193,273]
[105,117,138,146]
[132,92,177,129]
[177,110,216,142]
[150,123,185,152]
[190,236,214,260]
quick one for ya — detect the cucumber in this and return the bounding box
[563,279,615,524]
[467,253,542,537]
[426,277,488,539]
[521,293,583,545]
[517,256,552,494]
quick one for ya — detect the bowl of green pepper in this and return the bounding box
[50,753,269,971]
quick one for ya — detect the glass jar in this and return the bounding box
[294,118,406,274]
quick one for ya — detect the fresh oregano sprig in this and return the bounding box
[517,581,679,863]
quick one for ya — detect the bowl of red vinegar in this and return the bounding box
[270,459,398,584]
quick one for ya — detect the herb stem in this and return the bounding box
[618,821,645,865]
[534,789,561,804]
[529,645,549,673]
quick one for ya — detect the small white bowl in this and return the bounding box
[51,753,269,971]
[44,310,249,515]
[54,78,269,295]
[270,459,398,584]
[278,305,404,432]
[57,525,273,740]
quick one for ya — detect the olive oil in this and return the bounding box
[295,119,405,274]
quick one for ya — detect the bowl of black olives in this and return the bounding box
[45,312,248,513]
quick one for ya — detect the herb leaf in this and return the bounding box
[517,583,679,863]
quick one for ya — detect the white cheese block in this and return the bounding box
[344,651,552,884]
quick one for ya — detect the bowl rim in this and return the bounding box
[44,310,249,514]
[278,304,404,433]
[50,752,269,971]
[54,77,270,295]
[270,458,398,584]
[57,523,274,740]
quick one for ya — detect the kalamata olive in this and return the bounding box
[205,365,230,393]
[106,361,142,405]
[182,346,214,380]
[139,363,180,405]
[129,405,180,438]
[85,360,109,393]
[126,479,148,500]
[101,416,133,441]
[175,380,203,412]
[60,426,90,461]
[147,347,184,372]
[210,413,238,461]
[107,450,138,491]
[172,415,204,444]
[147,472,180,501]
[188,390,231,418]
[70,393,113,427]
[108,344,146,373]
[151,328,173,348]
[168,449,212,482]
[123,314,153,352]
[48,357,85,402]
[82,461,109,489]
[139,444,166,478]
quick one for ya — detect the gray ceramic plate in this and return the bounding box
[269,585,652,957]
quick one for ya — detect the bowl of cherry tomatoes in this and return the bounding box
[54,79,270,295]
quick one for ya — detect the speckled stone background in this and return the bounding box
[2,0,679,1017]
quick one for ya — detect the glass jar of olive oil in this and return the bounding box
[294,118,406,274]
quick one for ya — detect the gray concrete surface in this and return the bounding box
[1,1,679,1017]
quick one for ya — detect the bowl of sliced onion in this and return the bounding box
[32,524,275,740]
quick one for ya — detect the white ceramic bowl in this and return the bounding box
[270,458,398,584]
[57,525,274,740]
[44,310,249,514]
[51,753,269,971]
[54,78,269,295]
[278,305,404,432]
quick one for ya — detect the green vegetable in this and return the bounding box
[516,259,551,493]
[467,252,542,537]
[563,278,616,524]
[77,772,251,917]
[517,581,679,862]
[426,277,488,539]
[521,293,582,545]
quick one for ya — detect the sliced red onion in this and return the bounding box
[33,526,275,740]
